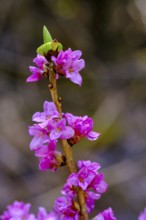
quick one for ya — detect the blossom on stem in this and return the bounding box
[67,167,96,190]
[138,207,146,220]
[93,207,117,220]
[62,160,108,214]
[0,201,59,220]
[54,196,79,220]
[0,201,36,220]
[78,160,101,171]
[48,118,74,141]
[32,101,60,128]
[28,124,50,150]
[37,207,58,220]
[34,140,63,171]
[51,48,85,86]
[26,54,48,82]
[64,113,100,145]
[85,191,101,213]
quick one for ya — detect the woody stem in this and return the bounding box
[48,63,89,220]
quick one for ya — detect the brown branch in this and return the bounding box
[48,62,89,220]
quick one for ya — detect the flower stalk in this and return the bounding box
[48,61,89,220]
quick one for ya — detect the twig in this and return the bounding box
[48,62,89,220]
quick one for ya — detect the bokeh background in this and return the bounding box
[0,0,146,219]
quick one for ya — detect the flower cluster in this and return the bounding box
[0,201,58,220]
[52,48,85,86]
[93,207,117,220]
[28,101,74,171]
[26,48,85,86]
[29,101,99,171]
[1,200,146,220]
[54,160,108,219]
[64,113,100,145]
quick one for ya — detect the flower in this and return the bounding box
[32,101,60,128]
[64,113,100,145]
[78,160,101,171]
[48,118,74,141]
[26,54,48,82]
[28,101,77,172]
[54,197,79,220]
[85,191,101,213]
[28,124,50,150]
[62,160,108,214]
[67,167,96,190]
[0,201,36,220]
[138,207,146,220]
[37,207,58,220]
[93,207,117,220]
[0,201,60,220]
[35,140,63,172]
[51,48,85,86]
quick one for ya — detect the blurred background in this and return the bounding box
[0,0,146,219]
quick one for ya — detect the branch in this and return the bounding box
[48,62,89,220]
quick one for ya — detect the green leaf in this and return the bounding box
[43,26,52,43]
[37,42,52,55]
[36,41,63,56]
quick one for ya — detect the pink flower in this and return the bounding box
[37,207,58,220]
[32,101,60,128]
[61,183,76,199]
[0,201,60,220]
[67,167,96,190]
[48,118,74,140]
[85,191,101,213]
[78,160,101,171]
[77,160,108,194]
[93,207,117,220]
[138,207,146,220]
[35,141,63,172]
[26,54,48,82]
[54,197,79,220]
[28,124,50,150]
[51,48,85,86]
[65,113,100,145]
[89,173,108,194]
[62,160,108,214]
[0,201,36,220]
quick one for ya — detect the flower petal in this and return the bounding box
[43,101,60,117]
[50,129,61,140]
[32,112,46,123]
[33,54,47,69]
[60,126,74,139]
[86,131,100,140]
[30,136,44,151]
[66,72,82,86]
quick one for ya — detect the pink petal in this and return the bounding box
[57,118,66,128]
[30,137,44,151]
[60,126,74,139]
[43,101,60,118]
[50,129,61,140]
[71,50,82,59]
[86,131,100,140]
[33,55,47,69]
[26,73,42,82]
[32,112,46,123]
[67,173,78,186]
[67,72,82,86]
